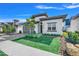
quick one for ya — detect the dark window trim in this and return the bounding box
[47,22,57,32]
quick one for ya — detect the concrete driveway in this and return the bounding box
[0,33,26,41]
[0,40,59,56]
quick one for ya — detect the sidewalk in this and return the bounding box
[0,40,59,56]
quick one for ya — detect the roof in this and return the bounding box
[31,13,48,18]
[7,22,13,24]
[14,19,19,22]
[40,14,67,21]
[71,14,79,20]
[18,22,24,25]
[0,22,4,25]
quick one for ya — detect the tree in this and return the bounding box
[2,25,7,33]
[7,24,15,33]
[25,18,35,34]
[2,24,15,34]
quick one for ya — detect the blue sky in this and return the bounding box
[0,3,79,22]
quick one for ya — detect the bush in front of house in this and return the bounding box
[66,32,79,44]
[25,34,42,38]
[63,32,68,38]
[43,34,61,37]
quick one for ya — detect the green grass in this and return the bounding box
[50,38,61,54]
[0,50,8,56]
[19,34,53,45]
[14,37,60,54]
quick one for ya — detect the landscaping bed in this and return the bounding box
[0,50,7,56]
[43,34,61,37]
[13,34,61,54]
[15,34,53,45]
[63,32,79,44]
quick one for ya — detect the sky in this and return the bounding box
[0,3,79,22]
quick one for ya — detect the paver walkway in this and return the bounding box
[0,40,59,56]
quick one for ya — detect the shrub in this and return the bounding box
[63,32,68,38]
[75,31,79,34]
[25,34,42,38]
[43,34,61,37]
[67,32,79,44]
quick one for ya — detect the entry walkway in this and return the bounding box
[0,40,59,56]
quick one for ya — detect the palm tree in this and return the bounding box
[25,18,35,34]
[2,24,15,34]
[7,24,15,33]
[2,25,7,33]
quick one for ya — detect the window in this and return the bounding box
[47,22,57,32]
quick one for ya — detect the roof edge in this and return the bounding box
[40,14,67,21]
[31,13,48,18]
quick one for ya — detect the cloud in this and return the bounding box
[64,3,79,9]
[0,19,13,22]
[35,5,64,10]
[35,5,53,9]
[18,19,26,22]
[35,4,79,10]
[0,20,6,22]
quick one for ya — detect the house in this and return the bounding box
[0,20,24,34]
[14,20,29,34]
[32,13,67,34]
[0,22,4,32]
[68,14,79,32]
[32,13,48,33]
[13,20,24,33]
[0,13,67,34]
[15,23,24,33]
[63,19,70,31]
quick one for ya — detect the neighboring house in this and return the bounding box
[0,20,24,34]
[12,20,24,34]
[65,25,70,32]
[32,13,67,34]
[13,20,28,34]
[0,22,3,32]
[0,26,3,32]
[15,23,24,33]
[15,22,33,34]
[68,14,79,32]
[63,19,70,31]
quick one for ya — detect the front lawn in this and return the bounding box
[0,50,7,56]
[25,34,53,45]
[15,34,53,45]
[13,34,61,54]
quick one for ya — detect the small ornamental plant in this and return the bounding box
[63,32,68,38]
[67,32,79,44]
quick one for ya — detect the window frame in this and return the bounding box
[47,22,57,32]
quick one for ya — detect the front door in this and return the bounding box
[40,22,42,33]
[38,22,42,33]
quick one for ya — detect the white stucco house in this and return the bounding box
[14,20,29,34]
[15,23,24,33]
[0,22,4,32]
[0,26,3,32]
[67,14,79,32]
[32,13,67,35]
